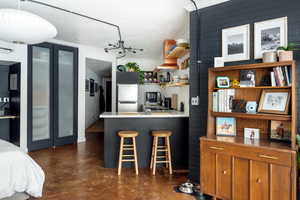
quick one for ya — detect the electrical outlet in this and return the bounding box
[191,96,199,106]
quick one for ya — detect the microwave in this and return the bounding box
[145,92,161,105]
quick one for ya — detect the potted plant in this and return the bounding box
[124,62,144,83]
[277,42,299,61]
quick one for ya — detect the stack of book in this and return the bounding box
[270,66,291,86]
[212,89,235,112]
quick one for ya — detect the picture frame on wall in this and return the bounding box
[270,120,291,142]
[258,89,290,114]
[216,117,236,136]
[254,17,288,59]
[222,24,250,62]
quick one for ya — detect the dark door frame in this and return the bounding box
[27,42,78,151]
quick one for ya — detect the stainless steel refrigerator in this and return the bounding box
[117,84,138,112]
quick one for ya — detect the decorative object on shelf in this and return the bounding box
[258,89,290,114]
[262,51,277,63]
[230,79,240,88]
[246,101,257,114]
[259,74,271,86]
[240,69,255,87]
[254,17,288,59]
[216,76,230,88]
[117,65,126,72]
[214,57,224,67]
[143,71,158,84]
[270,120,291,142]
[176,39,189,48]
[216,117,236,136]
[277,42,299,61]
[222,24,250,62]
[124,62,144,83]
[85,79,89,92]
[0,7,57,44]
[232,99,246,113]
[244,128,260,139]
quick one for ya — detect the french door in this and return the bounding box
[28,43,78,151]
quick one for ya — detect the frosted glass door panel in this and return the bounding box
[32,47,50,141]
[58,50,74,138]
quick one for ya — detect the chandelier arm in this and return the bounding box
[20,0,122,41]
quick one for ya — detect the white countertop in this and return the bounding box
[100,111,189,118]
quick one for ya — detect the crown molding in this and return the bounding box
[184,0,231,12]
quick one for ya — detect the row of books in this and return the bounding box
[212,89,235,112]
[270,66,291,87]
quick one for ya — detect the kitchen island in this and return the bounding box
[100,111,189,169]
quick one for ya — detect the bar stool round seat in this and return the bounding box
[152,130,172,137]
[117,130,139,176]
[118,131,139,137]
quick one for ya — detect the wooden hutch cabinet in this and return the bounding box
[200,61,298,200]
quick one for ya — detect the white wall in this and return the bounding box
[0,39,117,150]
[85,68,101,129]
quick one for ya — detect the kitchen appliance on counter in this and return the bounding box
[118,84,138,112]
[164,97,172,109]
[145,92,161,106]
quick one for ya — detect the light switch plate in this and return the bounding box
[191,96,199,106]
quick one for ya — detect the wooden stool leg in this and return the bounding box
[152,136,158,175]
[165,137,169,169]
[118,137,124,176]
[133,137,139,175]
[150,136,155,169]
[166,136,172,175]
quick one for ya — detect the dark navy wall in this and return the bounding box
[189,0,300,182]
[0,66,9,141]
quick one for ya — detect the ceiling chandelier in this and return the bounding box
[105,40,143,59]
[0,1,57,44]
[17,0,143,58]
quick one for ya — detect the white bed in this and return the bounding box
[0,139,45,199]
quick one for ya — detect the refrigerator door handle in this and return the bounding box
[118,101,137,104]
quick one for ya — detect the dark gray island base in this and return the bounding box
[101,112,189,169]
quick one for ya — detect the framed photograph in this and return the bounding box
[216,76,230,88]
[90,79,95,97]
[244,128,260,139]
[240,70,255,87]
[216,117,236,136]
[254,17,288,59]
[270,120,291,142]
[258,89,290,114]
[222,24,250,62]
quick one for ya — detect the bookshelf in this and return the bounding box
[207,60,297,149]
[201,61,298,200]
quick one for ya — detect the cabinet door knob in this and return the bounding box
[222,170,227,175]
[256,178,261,183]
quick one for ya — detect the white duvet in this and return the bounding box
[0,139,45,199]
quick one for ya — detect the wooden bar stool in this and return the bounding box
[118,131,139,175]
[150,130,172,175]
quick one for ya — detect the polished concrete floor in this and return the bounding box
[29,133,194,200]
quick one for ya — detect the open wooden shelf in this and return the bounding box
[166,46,188,59]
[154,65,178,72]
[210,61,295,72]
[160,82,189,87]
[211,112,292,121]
[0,115,19,120]
[213,86,292,90]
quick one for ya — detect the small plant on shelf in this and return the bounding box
[124,62,144,83]
[277,42,300,61]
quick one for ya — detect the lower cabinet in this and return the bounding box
[200,138,297,200]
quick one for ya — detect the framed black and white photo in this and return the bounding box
[222,24,250,62]
[258,89,290,114]
[254,17,288,59]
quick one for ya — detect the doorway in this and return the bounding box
[85,58,112,134]
[27,43,78,151]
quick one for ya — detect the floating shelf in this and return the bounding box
[154,65,178,72]
[160,82,189,87]
[211,112,292,121]
[165,47,188,59]
[213,86,292,90]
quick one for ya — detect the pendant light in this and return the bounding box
[0,1,57,44]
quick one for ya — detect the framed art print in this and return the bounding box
[270,120,291,142]
[254,17,288,59]
[258,89,290,114]
[216,76,230,88]
[216,117,236,136]
[222,24,250,62]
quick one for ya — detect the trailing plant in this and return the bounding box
[277,42,300,51]
[124,62,144,83]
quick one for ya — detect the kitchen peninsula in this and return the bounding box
[100,111,189,169]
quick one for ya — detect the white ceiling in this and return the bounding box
[86,58,112,77]
[0,0,230,59]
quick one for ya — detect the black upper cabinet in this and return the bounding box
[116,72,139,84]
